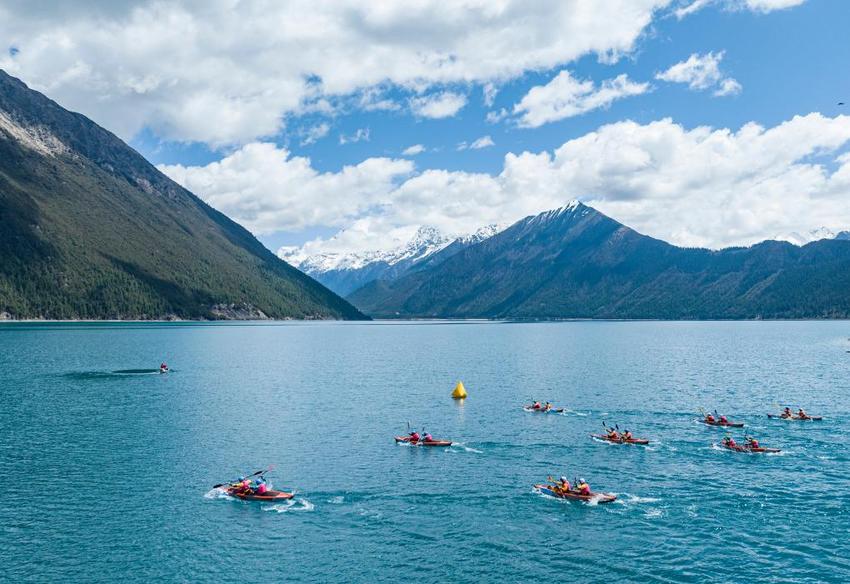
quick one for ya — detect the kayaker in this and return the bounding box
[622,430,633,441]
[423,432,434,442]
[607,428,620,441]
[576,478,591,496]
[782,407,793,418]
[746,437,760,449]
[255,477,268,494]
[160,362,168,371]
[532,401,542,410]
[557,476,571,493]
[705,413,716,424]
[719,415,729,424]
[797,408,808,419]
[544,402,552,411]
[409,431,421,442]
[723,436,737,448]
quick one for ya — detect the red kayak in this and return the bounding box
[702,419,744,428]
[767,414,822,421]
[591,434,650,445]
[721,443,781,454]
[227,488,294,501]
[523,406,565,413]
[534,484,616,504]
[394,436,453,447]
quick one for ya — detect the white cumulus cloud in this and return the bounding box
[514,71,650,128]
[0,0,673,145]
[409,92,468,119]
[656,51,741,96]
[675,0,806,18]
[458,135,495,150]
[160,114,850,256]
[402,144,426,156]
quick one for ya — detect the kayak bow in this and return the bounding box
[533,484,616,504]
[394,436,453,447]
[590,434,650,445]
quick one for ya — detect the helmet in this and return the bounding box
[560,476,567,482]
[579,478,586,483]
[238,476,245,481]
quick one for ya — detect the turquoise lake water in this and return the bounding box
[1,321,849,583]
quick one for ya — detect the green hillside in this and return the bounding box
[0,70,364,320]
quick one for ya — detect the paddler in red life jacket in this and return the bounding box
[423,432,434,442]
[723,436,737,448]
[719,415,729,425]
[746,437,760,449]
[797,408,808,420]
[160,362,168,372]
[576,478,591,496]
[622,430,633,441]
[705,413,716,424]
[254,477,268,494]
[531,401,542,410]
[409,431,421,443]
[607,428,620,441]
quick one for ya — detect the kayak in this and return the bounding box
[590,434,650,445]
[394,436,453,447]
[533,484,617,504]
[721,443,781,454]
[227,488,294,501]
[702,419,744,428]
[767,414,822,421]
[523,406,565,414]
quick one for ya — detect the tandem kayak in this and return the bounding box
[523,406,565,414]
[226,489,294,501]
[767,414,822,421]
[702,419,744,428]
[533,484,617,504]
[394,436,453,447]
[590,434,650,445]
[720,443,781,454]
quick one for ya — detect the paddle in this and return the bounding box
[213,465,274,489]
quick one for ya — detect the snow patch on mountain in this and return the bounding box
[280,223,505,275]
[774,227,844,246]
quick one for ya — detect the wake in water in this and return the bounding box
[264,498,315,513]
[447,443,483,454]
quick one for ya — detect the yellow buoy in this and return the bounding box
[451,381,467,399]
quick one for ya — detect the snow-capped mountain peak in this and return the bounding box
[774,227,840,246]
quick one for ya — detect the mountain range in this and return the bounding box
[346,201,850,319]
[281,224,502,297]
[0,70,363,320]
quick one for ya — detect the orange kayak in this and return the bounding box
[394,436,453,447]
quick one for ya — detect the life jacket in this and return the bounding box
[749,440,759,448]
[719,416,728,423]
[257,483,268,494]
[623,433,632,440]
[410,433,420,441]
[726,440,737,448]
[532,402,541,409]
[424,434,433,441]
[578,484,590,495]
[706,415,715,423]
[609,432,620,441]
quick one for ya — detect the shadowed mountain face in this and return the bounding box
[349,202,850,319]
[0,70,364,320]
